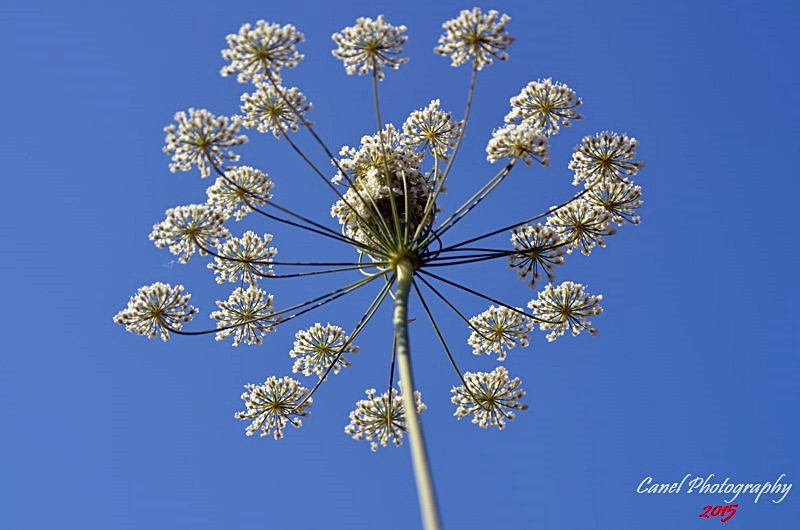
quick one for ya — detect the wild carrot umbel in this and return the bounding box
[114,8,645,529]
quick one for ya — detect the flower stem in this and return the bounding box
[393,257,441,530]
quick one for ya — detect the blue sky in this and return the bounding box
[2,0,798,528]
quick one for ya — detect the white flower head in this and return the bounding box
[451,366,527,429]
[331,125,432,249]
[234,376,311,439]
[335,124,422,181]
[401,99,463,159]
[210,286,276,346]
[486,123,549,167]
[528,281,603,342]
[505,79,584,136]
[584,177,643,225]
[332,15,409,81]
[468,305,534,361]
[331,170,434,250]
[239,82,312,138]
[569,131,645,188]
[149,204,231,263]
[205,166,274,221]
[290,323,358,378]
[509,224,566,288]
[220,20,304,83]
[208,231,277,287]
[435,8,513,70]
[163,109,248,178]
[114,283,198,341]
[546,199,616,256]
[345,387,426,452]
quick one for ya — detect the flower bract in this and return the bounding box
[331,15,409,81]
[508,224,566,288]
[505,79,583,136]
[220,21,304,83]
[149,204,231,263]
[205,166,275,221]
[239,82,312,138]
[290,323,358,378]
[113,283,198,341]
[467,305,533,360]
[435,8,514,70]
[528,281,603,342]
[234,376,311,439]
[163,108,247,178]
[345,387,426,451]
[451,366,527,429]
[210,286,276,346]
[207,231,276,286]
[569,131,644,188]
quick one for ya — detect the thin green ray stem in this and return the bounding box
[412,280,504,419]
[413,64,478,245]
[295,275,394,408]
[424,160,516,246]
[281,132,396,252]
[265,73,396,249]
[417,269,550,324]
[203,148,367,249]
[194,239,387,273]
[411,155,440,243]
[411,280,468,385]
[439,63,478,183]
[438,188,590,252]
[393,257,441,530]
[169,270,386,337]
[413,273,495,341]
[372,69,404,244]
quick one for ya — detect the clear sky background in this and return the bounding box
[2,0,798,528]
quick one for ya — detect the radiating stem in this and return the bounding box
[393,257,441,530]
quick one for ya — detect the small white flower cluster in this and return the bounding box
[464,280,602,363]
[331,15,409,81]
[113,283,198,341]
[345,387,426,451]
[402,99,463,160]
[509,224,565,288]
[205,166,274,221]
[163,108,248,178]
[546,199,616,256]
[451,366,527,429]
[220,20,305,83]
[290,323,358,378]
[435,8,513,70]
[210,286,276,346]
[505,79,583,137]
[528,281,603,342]
[584,178,643,225]
[207,231,276,287]
[334,124,422,183]
[486,123,549,166]
[569,131,644,188]
[234,376,311,439]
[149,204,231,263]
[468,305,534,360]
[239,81,312,138]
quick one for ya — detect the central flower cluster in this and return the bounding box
[330,124,437,258]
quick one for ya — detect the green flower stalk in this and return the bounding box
[114,7,645,530]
